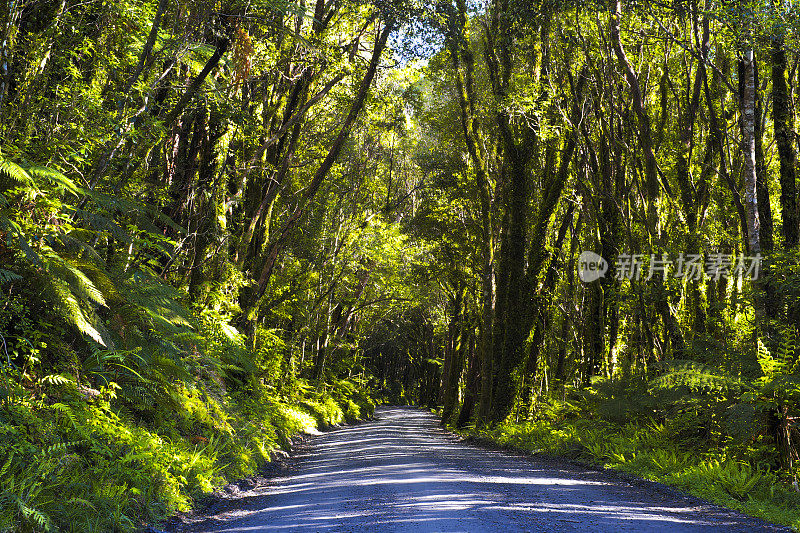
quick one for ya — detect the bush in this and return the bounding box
[299,397,344,429]
[0,366,376,531]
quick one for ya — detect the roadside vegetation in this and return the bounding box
[0,0,404,530]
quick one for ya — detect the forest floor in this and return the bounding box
[167,406,788,532]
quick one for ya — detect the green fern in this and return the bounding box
[46,255,107,307]
[17,498,54,533]
[39,374,74,386]
[26,165,82,197]
[0,156,36,191]
[650,360,744,394]
[754,329,800,402]
[0,216,40,264]
[48,274,108,346]
[0,268,21,284]
[0,452,15,479]
[39,440,85,457]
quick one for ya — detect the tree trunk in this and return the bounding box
[610,0,659,234]
[772,30,799,249]
[442,286,466,425]
[742,48,760,256]
[450,0,495,425]
[251,20,394,302]
[456,315,479,427]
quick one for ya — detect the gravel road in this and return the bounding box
[178,406,788,532]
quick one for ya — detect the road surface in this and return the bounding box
[178,406,787,532]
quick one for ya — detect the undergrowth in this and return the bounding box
[0,378,373,532]
[0,194,376,533]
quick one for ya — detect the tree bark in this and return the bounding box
[742,47,761,255]
[441,285,466,425]
[772,30,799,249]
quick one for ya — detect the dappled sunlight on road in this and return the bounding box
[182,407,785,532]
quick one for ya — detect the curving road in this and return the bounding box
[179,406,787,532]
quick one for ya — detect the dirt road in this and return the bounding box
[178,406,787,532]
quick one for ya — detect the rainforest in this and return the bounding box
[2,0,800,530]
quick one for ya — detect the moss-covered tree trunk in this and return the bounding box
[772,28,799,249]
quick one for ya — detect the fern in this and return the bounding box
[0,452,14,479]
[779,327,799,374]
[758,338,779,377]
[754,328,800,402]
[0,269,21,285]
[17,499,54,533]
[65,262,107,307]
[49,403,80,432]
[0,156,36,191]
[0,216,40,264]
[39,440,84,457]
[71,207,131,243]
[47,255,107,307]
[650,360,744,395]
[26,165,82,197]
[63,497,96,511]
[48,275,108,346]
[39,374,74,386]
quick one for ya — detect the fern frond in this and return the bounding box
[65,256,118,300]
[39,440,84,456]
[39,374,74,386]
[64,497,96,511]
[758,329,799,379]
[0,216,40,264]
[56,232,105,264]
[70,207,131,243]
[778,326,798,372]
[0,157,36,191]
[42,253,108,306]
[49,276,107,347]
[64,261,107,306]
[150,355,191,382]
[124,278,192,332]
[0,268,22,284]
[92,191,184,234]
[17,498,54,533]
[650,360,744,394]
[757,338,777,377]
[48,403,77,424]
[0,452,14,478]
[26,165,82,197]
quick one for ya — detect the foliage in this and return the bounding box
[0,372,371,531]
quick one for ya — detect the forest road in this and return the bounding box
[178,406,788,532]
